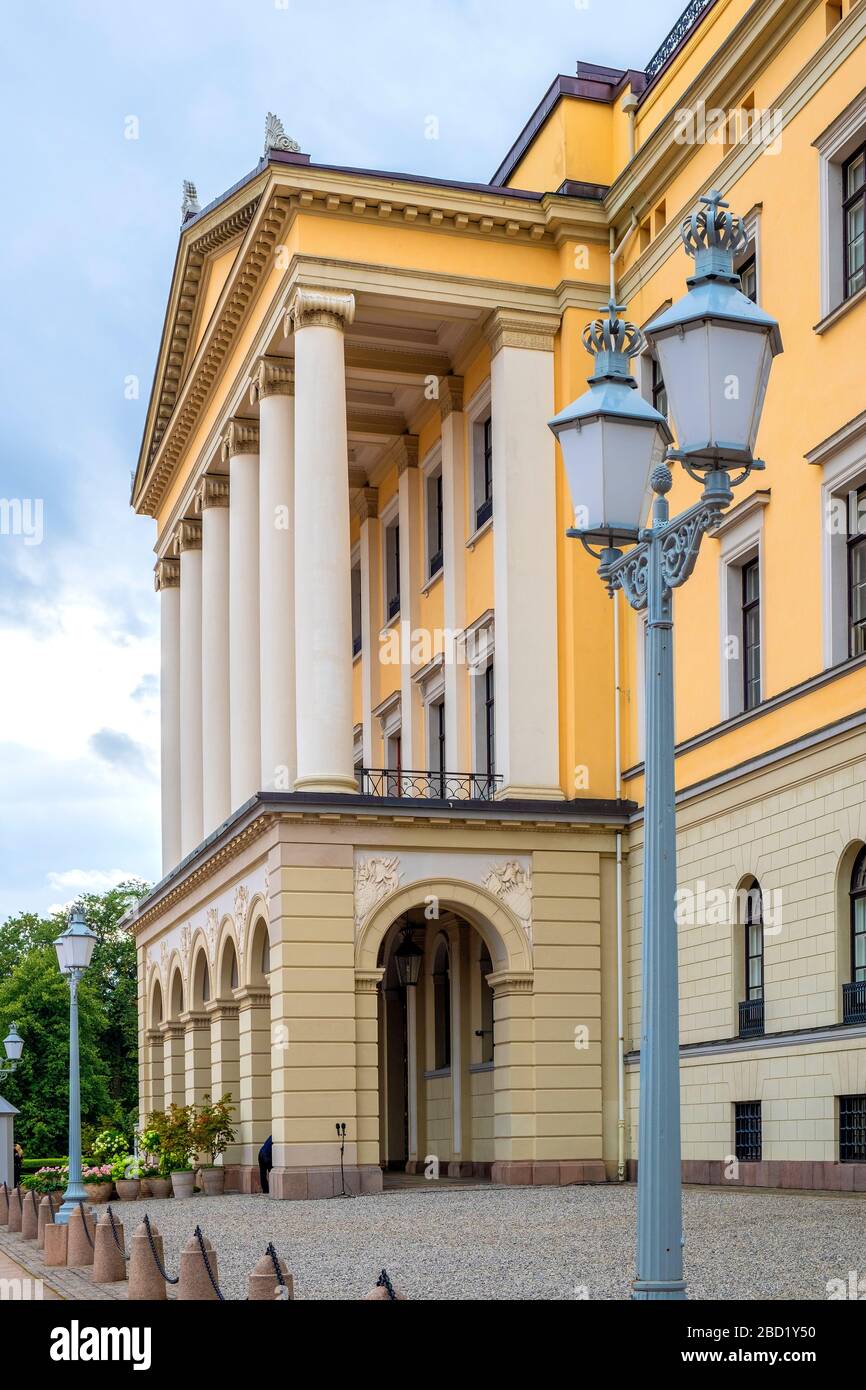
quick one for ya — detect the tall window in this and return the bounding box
[851,847,866,984]
[735,1101,762,1162]
[430,700,446,797]
[738,253,757,304]
[484,664,495,788]
[651,356,667,418]
[478,943,494,1065]
[386,731,402,797]
[427,468,443,578]
[433,940,451,1070]
[745,884,764,1002]
[849,485,866,656]
[385,519,400,620]
[351,561,362,656]
[742,558,761,709]
[843,143,866,300]
[476,417,493,529]
[839,1094,866,1163]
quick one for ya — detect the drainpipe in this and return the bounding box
[621,93,640,161]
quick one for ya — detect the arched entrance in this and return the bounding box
[356,882,532,1180]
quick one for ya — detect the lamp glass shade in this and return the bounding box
[651,319,774,461]
[394,931,423,988]
[3,1025,23,1062]
[54,911,97,973]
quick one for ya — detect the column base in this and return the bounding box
[632,1280,687,1301]
[293,774,360,795]
[269,1165,383,1200]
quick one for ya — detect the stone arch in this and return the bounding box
[167,958,185,1021]
[834,838,866,1018]
[149,972,164,1030]
[190,934,212,1010]
[241,892,268,984]
[355,878,532,977]
[247,908,271,989]
[216,917,240,997]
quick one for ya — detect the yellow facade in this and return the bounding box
[133,1,866,1194]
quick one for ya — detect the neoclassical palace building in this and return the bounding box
[131,0,866,1197]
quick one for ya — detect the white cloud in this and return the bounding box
[46,869,140,895]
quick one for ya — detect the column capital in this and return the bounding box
[389,434,419,476]
[351,486,379,523]
[179,1010,210,1032]
[154,556,180,591]
[439,376,464,420]
[487,969,534,996]
[195,475,230,511]
[285,286,356,334]
[250,355,295,403]
[221,418,260,461]
[484,309,560,356]
[173,518,202,553]
[355,968,385,994]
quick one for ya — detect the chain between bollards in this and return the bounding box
[194,1225,225,1301]
[376,1269,397,1301]
[143,1212,179,1284]
[76,1199,94,1249]
[107,1204,129,1260]
[266,1241,286,1290]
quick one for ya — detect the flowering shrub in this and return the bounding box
[22,1165,68,1193]
[81,1164,113,1186]
[90,1129,130,1162]
[109,1154,142,1182]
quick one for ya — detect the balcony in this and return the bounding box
[358,768,502,801]
[843,980,866,1024]
[738,997,764,1039]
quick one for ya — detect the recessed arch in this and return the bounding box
[216,917,240,997]
[836,839,866,1018]
[247,911,272,989]
[355,878,532,977]
[149,974,163,1030]
[167,959,185,1021]
[190,938,212,1009]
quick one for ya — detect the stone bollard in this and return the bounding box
[0,1182,9,1225]
[7,1186,22,1233]
[128,1219,168,1301]
[363,1269,407,1300]
[178,1230,221,1301]
[92,1208,127,1284]
[248,1250,294,1300]
[66,1203,96,1268]
[44,1222,68,1267]
[37,1194,58,1248]
[21,1188,40,1240]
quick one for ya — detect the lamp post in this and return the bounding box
[54,906,98,1224]
[549,190,782,1299]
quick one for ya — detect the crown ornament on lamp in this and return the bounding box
[549,297,672,549]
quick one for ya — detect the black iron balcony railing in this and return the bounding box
[843,980,866,1024]
[645,0,715,83]
[359,768,502,801]
[738,997,764,1039]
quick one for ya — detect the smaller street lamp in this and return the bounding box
[1,1025,24,1080]
[54,906,98,1224]
[393,924,423,989]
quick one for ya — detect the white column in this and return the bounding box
[286,287,357,794]
[177,520,203,856]
[487,311,563,799]
[196,476,230,834]
[449,922,463,1160]
[155,558,181,873]
[406,983,419,1162]
[354,488,380,767]
[396,437,422,766]
[224,419,261,809]
[252,358,296,793]
[440,378,469,771]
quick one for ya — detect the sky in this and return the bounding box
[0,0,685,923]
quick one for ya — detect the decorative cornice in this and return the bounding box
[234,987,270,1011]
[174,518,202,553]
[285,286,356,333]
[154,557,180,591]
[249,355,294,403]
[439,376,464,420]
[484,308,560,356]
[205,1000,239,1021]
[389,434,420,476]
[221,418,260,461]
[195,475,230,511]
[354,969,385,994]
[264,112,301,157]
[486,969,534,995]
[179,1010,210,1031]
[351,487,379,523]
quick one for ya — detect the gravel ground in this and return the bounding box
[115,1184,866,1301]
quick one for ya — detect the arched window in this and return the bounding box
[261,931,271,977]
[433,939,451,1071]
[745,883,764,1001]
[851,848,866,984]
[478,944,494,1065]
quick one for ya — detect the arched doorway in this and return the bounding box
[238,912,272,1186]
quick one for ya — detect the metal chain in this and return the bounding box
[266,1241,285,1288]
[106,1204,129,1260]
[76,1199,94,1249]
[143,1212,179,1284]
[194,1225,225,1302]
[376,1268,397,1301]
[30,1188,39,1221]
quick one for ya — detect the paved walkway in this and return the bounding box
[0,1242,63,1300]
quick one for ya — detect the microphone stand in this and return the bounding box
[335,1121,354,1198]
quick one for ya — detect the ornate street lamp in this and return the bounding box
[393,924,423,989]
[550,189,782,1301]
[54,906,98,1224]
[0,1025,24,1080]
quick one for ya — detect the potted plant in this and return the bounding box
[139,1166,162,1198]
[139,1127,172,1198]
[192,1094,236,1196]
[82,1163,114,1203]
[111,1155,141,1201]
[146,1104,198,1198]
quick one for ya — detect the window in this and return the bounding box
[851,847,866,983]
[849,485,866,656]
[433,940,451,1070]
[385,519,400,620]
[651,356,667,419]
[351,560,362,656]
[839,1094,866,1163]
[826,1,843,36]
[474,417,493,530]
[426,467,444,579]
[843,144,866,300]
[478,943,494,1065]
[386,731,402,797]
[742,558,761,709]
[738,253,757,304]
[745,884,764,1001]
[735,1102,762,1162]
[483,663,495,788]
[429,699,446,797]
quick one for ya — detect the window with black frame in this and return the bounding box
[484,663,495,793]
[839,1094,866,1163]
[739,882,765,1038]
[735,1101,762,1162]
[651,355,667,418]
[476,417,493,529]
[427,469,443,578]
[852,847,866,984]
[385,519,400,620]
[738,252,757,304]
[433,939,451,1070]
[843,143,866,300]
[742,557,761,710]
[849,485,866,657]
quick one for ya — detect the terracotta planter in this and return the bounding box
[147,1178,172,1200]
[200,1167,225,1196]
[115,1179,141,1201]
[85,1182,113,1204]
[170,1170,195,1199]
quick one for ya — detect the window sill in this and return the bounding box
[421,567,444,597]
[813,282,866,335]
[380,611,401,638]
[352,648,362,666]
[423,1067,452,1081]
[468,1061,494,1074]
[466,516,493,551]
